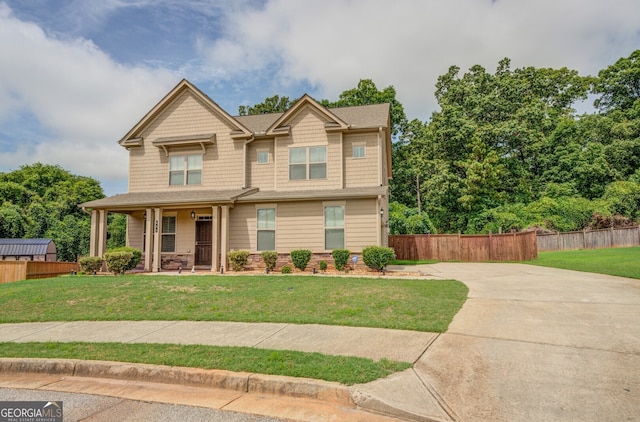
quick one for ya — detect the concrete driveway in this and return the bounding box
[405,263,640,421]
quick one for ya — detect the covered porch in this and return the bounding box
[81,188,257,272]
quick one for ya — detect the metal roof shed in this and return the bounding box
[0,239,57,262]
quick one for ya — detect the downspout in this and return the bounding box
[378,127,383,186]
[243,136,254,189]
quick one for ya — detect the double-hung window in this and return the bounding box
[353,144,365,159]
[289,146,326,180]
[324,205,344,250]
[169,154,202,185]
[161,216,176,252]
[257,208,276,251]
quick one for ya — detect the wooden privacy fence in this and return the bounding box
[389,231,538,262]
[0,261,79,283]
[537,226,640,251]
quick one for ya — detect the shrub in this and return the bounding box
[290,249,312,271]
[228,249,250,271]
[331,249,351,271]
[79,256,103,274]
[362,246,395,271]
[106,246,142,271]
[281,265,292,274]
[319,260,328,272]
[104,251,133,275]
[260,250,278,271]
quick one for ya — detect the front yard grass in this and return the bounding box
[0,274,466,383]
[527,247,640,279]
[0,275,467,332]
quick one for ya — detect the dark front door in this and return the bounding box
[195,220,212,266]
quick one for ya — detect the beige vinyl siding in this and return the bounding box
[343,133,379,188]
[275,107,342,191]
[276,202,325,251]
[175,210,195,254]
[229,204,255,251]
[345,199,378,251]
[126,212,145,250]
[128,90,244,192]
[247,139,274,190]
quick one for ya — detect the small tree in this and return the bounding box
[261,250,278,271]
[228,249,250,271]
[290,249,312,271]
[362,246,395,271]
[331,249,351,271]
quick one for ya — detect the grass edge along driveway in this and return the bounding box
[0,274,467,384]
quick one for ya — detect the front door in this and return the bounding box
[195,220,212,266]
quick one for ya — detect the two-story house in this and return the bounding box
[81,79,391,272]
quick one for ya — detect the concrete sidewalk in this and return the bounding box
[2,263,640,421]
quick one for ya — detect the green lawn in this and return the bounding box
[0,274,467,332]
[527,247,640,279]
[0,274,466,383]
[0,342,410,385]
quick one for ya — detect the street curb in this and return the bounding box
[0,358,353,406]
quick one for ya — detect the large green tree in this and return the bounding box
[0,163,105,261]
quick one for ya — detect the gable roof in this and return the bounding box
[118,79,252,146]
[265,94,349,135]
[0,238,55,256]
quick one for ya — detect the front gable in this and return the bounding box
[266,94,349,136]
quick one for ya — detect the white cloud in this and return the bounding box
[201,0,640,120]
[0,3,177,192]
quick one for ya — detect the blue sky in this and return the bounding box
[1,0,639,196]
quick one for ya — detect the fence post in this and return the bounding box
[488,231,492,261]
[611,225,615,247]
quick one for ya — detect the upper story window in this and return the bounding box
[169,154,202,185]
[289,146,326,180]
[353,144,366,159]
[257,150,269,164]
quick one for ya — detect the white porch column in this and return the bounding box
[211,206,220,272]
[89,210,98,256]
[144,208,153,272]
[153,208,162,272]
[220,205,230,272]
[97,209,108,257]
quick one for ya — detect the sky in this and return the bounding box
[0,0,639,196]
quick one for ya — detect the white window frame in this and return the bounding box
[289,146,327,180]
[257,149,269,164]
[353,143,366,159]
[169,154,202,186]
[256,205,276,251]
[324,202,345,250]
[161,215,177,252]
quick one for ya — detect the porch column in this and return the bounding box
[211,206,220,272]
[153,208,162,272]
[97,209,108,257]
[89,210,98,257]
[220,205,230,272]
[144,208,153,271]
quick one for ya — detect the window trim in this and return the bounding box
[161,215,177,253]
[169,154,202,186]
[256,205,277,251]
[257,149,269,164]
[323,201,345,250]
[352,143,366,159]
[288,146,327,180]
